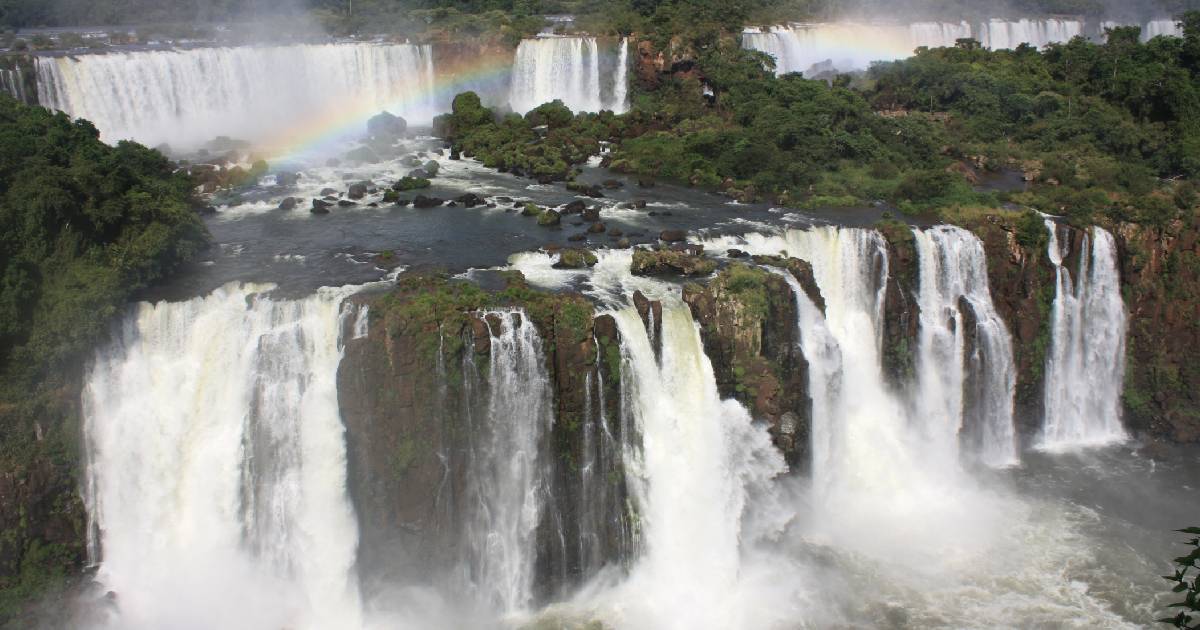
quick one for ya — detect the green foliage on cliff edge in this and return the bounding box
[0,96,207,622]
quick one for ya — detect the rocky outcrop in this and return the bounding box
[956,214,1057,437]
[1114,219,1200,444]
[683,264,811,470]
[337,273,632,602]
[631,247,716,277]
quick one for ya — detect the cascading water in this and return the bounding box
[36,43,438,148]
[0,67,28,103]
[610,37,629,114]
[593,298,789,629]
[1040,222,1128,449]
[458,309,554,614]
[742,18,1165,75]
[510,37,629,114]
[913,226,1018,467]
[81,283,364,630]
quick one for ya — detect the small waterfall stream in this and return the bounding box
[1040,222,1128,449]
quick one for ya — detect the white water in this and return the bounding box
[742,18,1172,75]
[36,43,438,148]
[460,309,555,614]
[914,226,1018,467]
[611,37,630,114]
[81,283,363,630]
[0,67,28,103]
[510,37,631,114]
[590,300,790,630]
[1040,222,1128,450]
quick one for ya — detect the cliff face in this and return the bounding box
[683,262,815,471]
[336,273,632,602]
[1115,219,1200,443]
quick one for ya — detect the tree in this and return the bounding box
[1161,527,1200,629]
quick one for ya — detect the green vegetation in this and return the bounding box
[435,94,623,182]
[0,97,207,623]
[1160,526,1200,628]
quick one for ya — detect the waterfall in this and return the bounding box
[509,37,608,114]
[1143,18,1183,40]
[602,299,786,629]
[610,37,629,114]
[913,226,1018,467]
[459,309,554,613]
[1040,222,1127,449]
[743,18,1085,75]
[976,18,1083,49]
[0,66,28,103]
[36,43,438,148]
[81,283,364,630]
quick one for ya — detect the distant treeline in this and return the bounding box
[1,0,1195,29]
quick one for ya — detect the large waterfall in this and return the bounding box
[1040,222,1128,449]
[744,18,1174,75]
[36,43,438,148]
[508,37,628,114]
[81,283,364,630]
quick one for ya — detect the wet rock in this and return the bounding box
[582,206,601,222]
[278,197,299,211]
[455,193,486,208]
[367,111,407,139]
[338,200,357,207]
[615,237,631,248]
[412,195,443,209]
[659,229,687,243]
[588,222,607,233]
[393,177,431,191]
[311,199,332,214]
[727,249,747,258]
[320,187,338,197]
[344,145,381,164]
[522,203,543,217]
[567,233,587,242]
[408,168,430,179]
[562,200,587,214]
[602,179,623,189]
[637,177,656,188]
[608,227,624,237]
[538,210,561,226]
[348,181,370,200]
[424,160,440,176]
[552,248,598,269]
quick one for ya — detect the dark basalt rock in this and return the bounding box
[587,222,607,234]
[631,248,715,277]
[275,171,300,187]
[455,193,486,208]
[311,199,331,214]
[348,181,370,200]
[562,200,587,214]
[278,197,299,211]
[412,195,444,209]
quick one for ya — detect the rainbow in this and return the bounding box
[259,48,516,162]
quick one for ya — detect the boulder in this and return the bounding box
[408,168,431,179]
[367,111,407,139]
[602,179,624,189]
[311,199,332,214]
[582,206,601,222]
[344,145,381,164]
[278,197,299,211]
[348,181,370,200]
[659,229,687,243]
[552,248,598,269]
[522,203,543,217]
[562,199,587,214]
[338,200,357,207]
[455,193,486,208]
[424,160,440,176]
[412,195,444,209]
[727,249,748,258]
[567,233,587,242]
[383,190,400,203]
[537,210,561,226]
[587,222,607,233]
[320,187,338,197]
